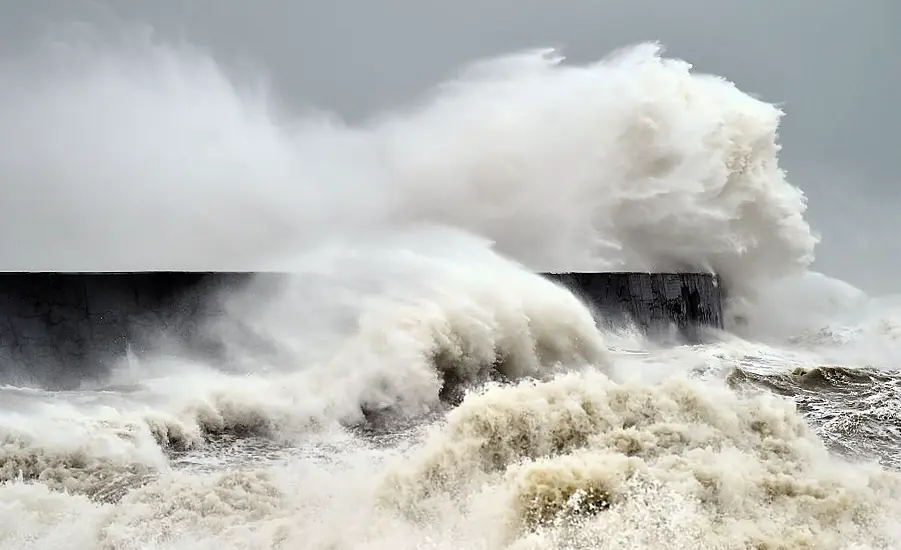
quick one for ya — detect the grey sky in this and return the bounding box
[4,0,899,292]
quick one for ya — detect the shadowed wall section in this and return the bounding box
[542,272,724,341]
[0,272,257,388]
[0,271,723,388]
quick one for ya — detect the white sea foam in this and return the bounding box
[0,26,895,550]
[3,372,900,550]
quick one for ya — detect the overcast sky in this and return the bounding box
[3,0,899,292]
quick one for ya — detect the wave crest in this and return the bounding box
[379,372,901,548]
[0,36,815,304]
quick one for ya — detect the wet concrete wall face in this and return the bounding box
[542,272,724,342]
[0,273,256,388]
[0,271,723,387]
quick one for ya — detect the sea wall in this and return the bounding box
[0,272,258,388]
[541,272,724,342]
[0,271,723,387]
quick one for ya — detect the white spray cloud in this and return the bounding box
[0,32,816,301]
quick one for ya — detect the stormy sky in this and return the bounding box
[3,0,898,293]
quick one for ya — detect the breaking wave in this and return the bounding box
[380,372,901,549]
[0,25,895,550]
[0,31,816,301]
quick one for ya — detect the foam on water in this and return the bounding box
[4,372,901,549]
[381,372,901,549]
[0,25,897,550]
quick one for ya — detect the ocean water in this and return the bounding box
[2,30,900,549]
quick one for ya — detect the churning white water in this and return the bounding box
[2,29,901,550]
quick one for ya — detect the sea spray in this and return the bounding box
[1,37,815,304]
[1,28,895,550]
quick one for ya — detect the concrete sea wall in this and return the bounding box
[542,272,724,341]
[0,271,724,387]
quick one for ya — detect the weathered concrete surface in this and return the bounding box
[542,272,724,342]
[0,272,259,388]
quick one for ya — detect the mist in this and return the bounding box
[3,0,895,292]
[0,31,815,308]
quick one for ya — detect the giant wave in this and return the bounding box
[1,28,899,550]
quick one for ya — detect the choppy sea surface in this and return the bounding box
[2,34,900,550]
